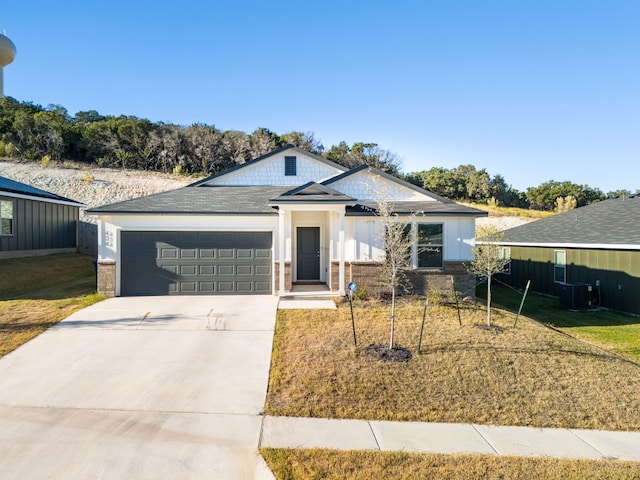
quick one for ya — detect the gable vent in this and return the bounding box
[285,156,297,176]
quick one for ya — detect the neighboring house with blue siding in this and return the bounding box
[0,175,83,258]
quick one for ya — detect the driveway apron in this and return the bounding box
[0,296,279,479]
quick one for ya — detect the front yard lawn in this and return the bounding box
[0,253,103,358]
[264,299,640,431]
[262,449,640,480]
[480,283,640,362]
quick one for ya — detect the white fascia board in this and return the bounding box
[274,204,347,213]
[492,241,640,251]
[0,190,84,208]
[96,214,278,230]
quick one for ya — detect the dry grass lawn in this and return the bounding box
[265,299,640,431]
[261,448,640,480]
[0,253,103,357]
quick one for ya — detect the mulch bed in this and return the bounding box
[365,344,412,362]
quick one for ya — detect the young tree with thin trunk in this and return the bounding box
[468,225,510,326]
[373,190,416,349]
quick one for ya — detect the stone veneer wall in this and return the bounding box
[97,260,116,297]
[274,261,292,293]
[333,261,475,298]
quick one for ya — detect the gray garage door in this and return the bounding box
[120,231,272,296]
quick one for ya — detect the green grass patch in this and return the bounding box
[261,448,640,480]
[265,299,640,430]
[480,283,640,362]
[466,202,554,219]
[0,253,104,357]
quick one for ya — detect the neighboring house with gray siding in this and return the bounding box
[87,146,486,297]
[0,175,83,258]
[495,194,640,315]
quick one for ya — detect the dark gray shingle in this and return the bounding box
[86,186,289,215]
[501,195,640,247]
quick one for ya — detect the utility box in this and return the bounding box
[558,282,593,310]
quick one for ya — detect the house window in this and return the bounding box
[554,250,566,283]
[0,199,13,235]
[284,156,296,176]
[499,247,511,275]
[417,223,443,268]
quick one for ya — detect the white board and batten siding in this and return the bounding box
[345,216,475,263]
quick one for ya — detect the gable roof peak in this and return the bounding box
[322,164,455,204]
[188,145,347,187]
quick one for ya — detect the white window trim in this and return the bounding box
[0,199,14,236]
[415,222,444,270]
[554,249,566,283]
[499,246,511,275]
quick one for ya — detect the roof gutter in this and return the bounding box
[488,241,640,251]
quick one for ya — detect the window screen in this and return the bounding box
[417,223,443,268]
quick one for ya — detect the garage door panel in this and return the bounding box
[180,249,197,258]
[160,248,178,259]
[199,282,215,292]
[255,265,271,275]
[255,282,271,292]
[218,282,235,292]
[180,265,197,275]
[236,282,254,292]
[121,231,272,296]
[199,265,215,275]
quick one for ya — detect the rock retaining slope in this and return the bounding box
[0,160,193,222]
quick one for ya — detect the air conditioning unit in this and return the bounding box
[558,282,593,310]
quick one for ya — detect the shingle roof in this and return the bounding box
[0,175,83,206]
[322,165,455,204]
[85,186,289,215]
[346,201,487,217]
[270,182,357,204]
[499,195,640,249]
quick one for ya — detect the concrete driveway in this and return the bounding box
[0,295,279,479]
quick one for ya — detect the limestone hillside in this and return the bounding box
[0,159,533,230]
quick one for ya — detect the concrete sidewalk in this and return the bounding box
[260,416,640,462]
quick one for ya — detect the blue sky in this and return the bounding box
[2,0,638,193]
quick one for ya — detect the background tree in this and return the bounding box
[0,95,630,205]
[467,225,510,326]
[526,180,605,211]
[606,189,633,199]
[325,141,400,174]
[555,195,577,213]
[280,131,324,154]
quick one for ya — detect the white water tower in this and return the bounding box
[0,32,16,97]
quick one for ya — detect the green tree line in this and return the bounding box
[403,166,630,211]
[0,97,400,177]
[1,97,633,211]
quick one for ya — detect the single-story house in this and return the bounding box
[86,146,486,297]
[495,194,640,315]
[0,175,83,258]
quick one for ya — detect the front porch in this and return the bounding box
[275,205,348,297]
